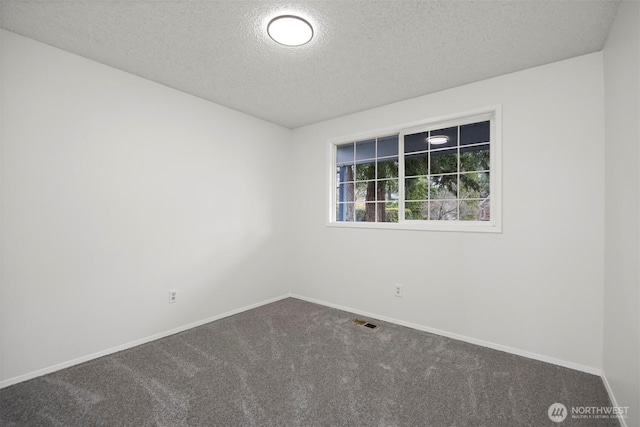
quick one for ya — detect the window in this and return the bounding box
[329,107,501,232]
[335,135,399,223]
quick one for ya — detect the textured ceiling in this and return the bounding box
[0,0,620,128]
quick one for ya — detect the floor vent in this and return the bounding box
[353,319,379,329]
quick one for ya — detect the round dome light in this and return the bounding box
[267,15,313,46]
[427,135,450,145]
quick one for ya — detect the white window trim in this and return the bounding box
[326,105,502,233]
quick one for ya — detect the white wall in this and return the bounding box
[291,52,606,371]
[603,1,640,425]
[0,30,291,384]
[3,14,634,402]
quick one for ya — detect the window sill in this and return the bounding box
[326,220,502,233]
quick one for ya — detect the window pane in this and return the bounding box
[355,202,376,222]
[460,145,490,172]
[336,164,354,183]
[404,130,429,153]
[430,149,457,174]
[460,121,490,145]
[332,113,497,229]
[355,160,376,181]
[405,176,428,201]
[430,200,458,220]
[337,143,354,164]
[337,182,354,203]
[405,153,428,176]
[336,203,354,222]
[429,175,458,199]
[377,158,398,179]
[378,202,399,223]
[355,161,376,181]
[378,135,399,157]
[460,172,490,199]
[459,199,491,221]
[405,201,428,220]
[355,139,376,161]
[355,181,376,202]
[429,126,458,149]
[377,179,398,201]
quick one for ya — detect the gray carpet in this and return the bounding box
[0,298,618,426]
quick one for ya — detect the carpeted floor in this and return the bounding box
[0,298,619,426]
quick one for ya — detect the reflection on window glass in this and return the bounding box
[355,140,376,161]
[335,116,494,225]
[460,145,490,172]
[378,135,399,157]
[336,203,355,222]
[460,172,490,199]
[460,121,490,145]
[405,177,428,201]
[337,183,354,203]
[337,143,354,164]
[377,158,398,179]
[459,199,490,221]
[355,202,376,222]
[429,175,458,199]
[336,164,354,183]
[377,179,399,201]
[355,181,374,202]
[401,118,492,222]
[336,135,402,223]
[405,131,429,153]
[378,202,399,222]
[355,160,376,181]
[405,201,428,220]
[430,200,458,221]
[430,149,457,174]
[405,153,428,177]
[428,126,458,149]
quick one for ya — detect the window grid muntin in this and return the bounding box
[335,135,399,223]
[401,120,491,223]
[331,108,498,230]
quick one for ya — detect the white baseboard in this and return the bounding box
[289,293,603,376]
[601,371,629,427]
[0,294,290,389]
[292,293,635,425]
[3,292,614,412]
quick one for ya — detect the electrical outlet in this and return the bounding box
[169,290,178,303]
[394,284,403,297]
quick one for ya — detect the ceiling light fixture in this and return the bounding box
[267,15,313,46]
[427,135,450,145]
